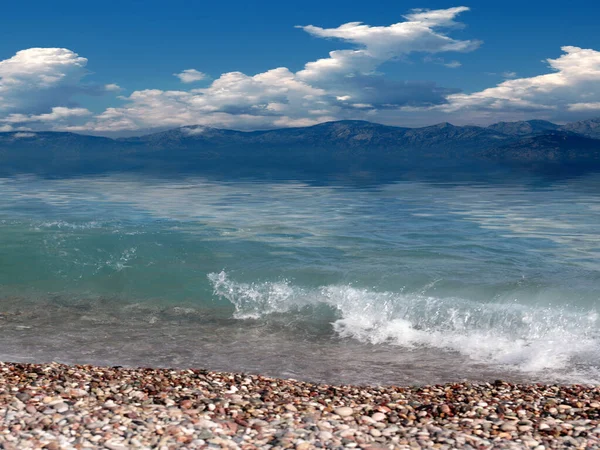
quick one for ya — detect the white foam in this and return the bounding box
[209,271,600,380]
[208,271,315,319]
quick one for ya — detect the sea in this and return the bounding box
[0,172,599,386]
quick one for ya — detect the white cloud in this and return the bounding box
[0,124,12,132]
[105,83,122,92]
[424,56,462,68]
[444,61,462,68]
[69,77,334,132]
[174,69,207,83]
[74,7,477,133]
[0,48,88,114]
[2,106,91,124]
[296,7,478,83]
[6,9,600,133]
[402,6,472,27]
[423,46,600,122]
[568,102,600,111]
[0,48,125,131]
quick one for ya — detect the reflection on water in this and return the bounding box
[0,173,599,384]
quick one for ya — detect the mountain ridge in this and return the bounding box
[3,117,599,143]
[1,118,600,177]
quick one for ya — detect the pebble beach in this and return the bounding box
[1,362,600,449]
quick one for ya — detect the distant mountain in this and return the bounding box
[1,118,600,177]
[398,122,509,151]
[562,118,600,139]
[482,130,600,165]
[126,120,410,151]
[129,120,509,154]
[487,120,561,136]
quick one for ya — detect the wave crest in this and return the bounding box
[209,271,600,376]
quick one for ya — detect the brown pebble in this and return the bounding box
[1,361,600,450]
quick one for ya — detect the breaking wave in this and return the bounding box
[209,271,600,378]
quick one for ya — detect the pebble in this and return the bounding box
[104,441,129,450]
[1,361,600,449]
[501,422,517,432]
[53,402,69,413]
[334,406,354,417]
[371,412,386,422]
[318,431,333,441]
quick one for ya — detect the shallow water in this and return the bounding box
[0,173,599,385]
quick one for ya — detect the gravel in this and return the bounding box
[1,361,600,449]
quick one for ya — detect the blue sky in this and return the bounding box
[1,0,600,135]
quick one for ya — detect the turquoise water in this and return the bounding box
[0,174,599,385]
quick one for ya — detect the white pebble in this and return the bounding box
[334,406,354,417]
[371,412,386,422]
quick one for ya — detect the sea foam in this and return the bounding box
[209,271,600,381]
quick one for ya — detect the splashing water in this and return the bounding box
[209,271,600,378]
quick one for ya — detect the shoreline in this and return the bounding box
[1,362,600,449]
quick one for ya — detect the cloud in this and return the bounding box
[296,7,479,83]
[486,71,518,78]
[5,9,600,134]
[402,6,472,27]
[2,106,91,124]
[424,56,462,68]
[0,48,88,114]
[568,102,600,111]
[174,69,207,83]
[72,7,477,133]
[12,9,600,132]
[105,83,122,92]
[69,72,334,132]
[419,46,600,122]
[1,8,479,133]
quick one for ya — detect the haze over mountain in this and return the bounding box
[1,117,600,179]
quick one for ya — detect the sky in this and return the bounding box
[1,0,600,136]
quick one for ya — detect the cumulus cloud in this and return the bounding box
[297,6,478,82]
[174,69,207,83]
[0,48,88,114]
[69,74,334,132]
[419,46,600,122]
[6,8,600,134]
[72,6,477,132]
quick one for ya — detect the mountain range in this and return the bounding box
[1,118,600,178]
